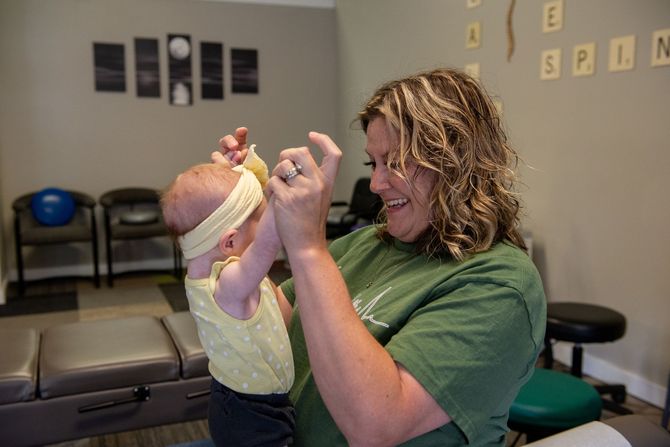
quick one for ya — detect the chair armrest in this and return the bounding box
[13,191,96,212]
[12,194,34,213]
[99,194,114,208]
[100,188,161,208]
[69,191,96,209]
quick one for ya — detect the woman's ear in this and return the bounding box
[218,229,238,257]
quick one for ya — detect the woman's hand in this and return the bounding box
[212,127,249,166]
[267,132,342,256]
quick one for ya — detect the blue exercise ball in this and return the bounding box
[31,188,76,226]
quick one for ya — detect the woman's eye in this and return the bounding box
[363,161,376,169]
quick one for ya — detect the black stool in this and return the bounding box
[543,302,632,415]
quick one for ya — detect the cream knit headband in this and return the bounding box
[178,145,268,260]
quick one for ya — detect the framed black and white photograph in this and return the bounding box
[134,38,160,98]
[93,42,126,92]
[231,48,258,94]
[201,42,224,100]
[167,33,192,106]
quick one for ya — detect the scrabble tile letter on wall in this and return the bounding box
[608,35,636,72]
[543,0,564,33]
[651,28,670,67]
[464,62,480,80]
[541,48,562,80]
[573,42,596,77]
[466,22,482,49]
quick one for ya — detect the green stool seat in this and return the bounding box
[509,368,602,442]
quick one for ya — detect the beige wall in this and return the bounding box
[334,0,669,406]
[0,0,336,279]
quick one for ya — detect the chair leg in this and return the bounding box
[178,246,183,278]
[173,243,180,279]
[106,246,114,287]
[92,240,101,288]
[596,384,627,403]
[14,217,25,297]
[571,344,584,377]
[15,247,25,297]
[569,342,632,415]
[600,397,633,415]
[596,384,633,415]
[104,217,114,288]
[91,214,100,288]
[543,336,554,369]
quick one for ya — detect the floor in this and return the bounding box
[1,267,665,447]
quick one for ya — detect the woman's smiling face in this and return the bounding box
[365,117,436,243]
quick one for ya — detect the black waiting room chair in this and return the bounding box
[99,187,182,287]
[326,177,383,240]
[12,190,100,296]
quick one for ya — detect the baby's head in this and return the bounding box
[162,163,239,237]
[161,162,264,259]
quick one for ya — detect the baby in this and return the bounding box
[160,146,295,447]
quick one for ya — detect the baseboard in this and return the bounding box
[554,342,667,408]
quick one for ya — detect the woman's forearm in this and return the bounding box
[289,247,447,445]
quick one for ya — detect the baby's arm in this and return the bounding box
[214,196,281,319]
[273,284,293,328]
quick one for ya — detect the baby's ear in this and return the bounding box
[218,229,238,257]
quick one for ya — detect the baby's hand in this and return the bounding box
[210,150,242,167]
[210,151,236,167]
[217,127,249,166]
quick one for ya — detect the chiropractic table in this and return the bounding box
[0,312,210,446]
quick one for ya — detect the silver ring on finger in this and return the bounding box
[284,162,303,182]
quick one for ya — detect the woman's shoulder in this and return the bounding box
[449,241,542,294]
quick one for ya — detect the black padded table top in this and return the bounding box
[546,302,626,343]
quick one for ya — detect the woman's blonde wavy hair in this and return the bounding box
[358,68,526,260]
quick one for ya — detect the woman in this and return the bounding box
[219,68,546,446]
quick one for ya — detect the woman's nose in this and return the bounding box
[369,168,389,194]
